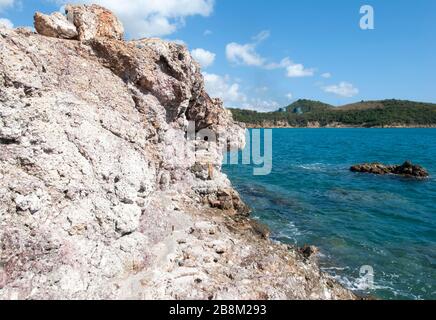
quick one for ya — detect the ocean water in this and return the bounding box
[222,128,436,300]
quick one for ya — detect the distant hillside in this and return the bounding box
[230,99,436,128]
[285,99,333,113]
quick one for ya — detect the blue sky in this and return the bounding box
[1,0,435,111]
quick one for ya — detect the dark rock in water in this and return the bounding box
[392,161,429,177]
[350,161,429,178]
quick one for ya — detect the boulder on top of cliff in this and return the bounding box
[350,161,429,178]
[65,4,124,41]
[34,11,78,39]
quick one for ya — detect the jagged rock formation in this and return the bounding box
[351,161,429,178]
[65,4,124,41]
[0,5,354,300]
[34,12,78,39]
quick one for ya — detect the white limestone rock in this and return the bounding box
[34,12,78,39]
[114,204,142,236]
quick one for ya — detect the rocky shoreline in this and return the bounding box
[0,5,355,300]
[246,123,436,129]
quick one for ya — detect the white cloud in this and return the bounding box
[321,72,332,78]
[242,99,280,112]
[226,33,314,78]
[203,29,212,36]
[0,17,13,28]
[265,57,314,78]
[191,48,215,68]
[264,57,291,70]
[203,72,247,106]
[252,30,270,43]
[286,63,315,78]
[323,82,359,97]
[225,30,271,67]
[55,0,215,38]
[168,39,186,46]
[203,72,279,112]
[226,42,265,67]
[0,0,14,11]
[285,92,293,100]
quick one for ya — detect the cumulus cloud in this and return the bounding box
[226,42,265,67]
[203,72,247,106]
[226,33,314,78]
[203,29,212,36]
[323,82,359,97]
[203,72,280,112]
[55,0,215,38]
[286,92,293,100]
[225,30,270,67]
[285,63,315,78]
[191,48,216,68]
[321,72,332,78]
[265,57,314,78]
[0,17,13,28]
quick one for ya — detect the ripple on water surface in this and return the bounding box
[223,128,436,300]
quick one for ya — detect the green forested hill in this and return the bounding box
[230,99,436,127]
[285,99,333,113]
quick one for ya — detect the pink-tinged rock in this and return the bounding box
[0,270,6,289]
[0,3,355,300]
[65,4,124,41]
[34,12,78,39]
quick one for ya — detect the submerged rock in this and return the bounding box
[350,161,429,178]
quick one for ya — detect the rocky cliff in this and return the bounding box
[0,5,354,300]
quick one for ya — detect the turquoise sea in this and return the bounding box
[223,128,436,300]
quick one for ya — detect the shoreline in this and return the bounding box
[223,130,435,300]
[245,125,436,129]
